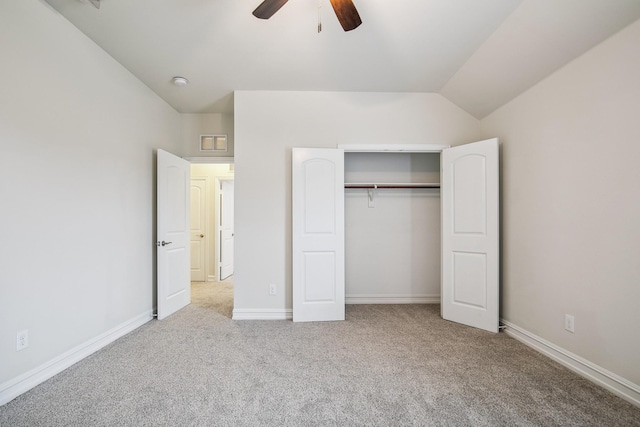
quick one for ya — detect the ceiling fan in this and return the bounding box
[253,0,362,32]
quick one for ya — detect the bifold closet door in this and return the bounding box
[441,138,499,333]
[292,148,345,322]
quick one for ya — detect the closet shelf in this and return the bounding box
[344,182,440,189]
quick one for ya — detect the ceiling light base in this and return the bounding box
[172,76,189,87]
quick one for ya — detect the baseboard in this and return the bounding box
[346,294,440,304]
[232,308,293,320]
[0,311,153,406]
[231,297,440,320]
[500,319,640,408]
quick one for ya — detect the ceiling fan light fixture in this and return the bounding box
[172,76,189,87]
[253,0,361,32]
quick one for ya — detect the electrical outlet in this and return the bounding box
[17,330,29,351]
[269,284,277,296]
[564,314,575,333]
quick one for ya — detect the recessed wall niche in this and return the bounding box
[200,134,227,152]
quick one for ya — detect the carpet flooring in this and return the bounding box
[1,281,639,426]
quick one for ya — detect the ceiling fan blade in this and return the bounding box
[253,0,289,19]
[329,0,362,31]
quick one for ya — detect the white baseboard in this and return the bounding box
[500,318,640,408]
[0,311,153,406]
[346,294,440,304]
[231,297,440,320]
[232,308,292,320]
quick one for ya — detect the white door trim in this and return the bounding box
[186,157,235,164]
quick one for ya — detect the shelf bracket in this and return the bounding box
[367,184,377,208]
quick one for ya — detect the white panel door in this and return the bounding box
[219,179,234,280]
[157,149,191,320]
[292,148,345,322]
[441,138,499,332]
[190,178,206,282]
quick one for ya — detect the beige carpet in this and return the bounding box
[190,280,234,318]
[1,281,639,426]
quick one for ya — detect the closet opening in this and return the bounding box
[292,139,498,330]
[344,151,442,305]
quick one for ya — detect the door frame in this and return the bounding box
[157,155,235,320]
[185,157,234,283]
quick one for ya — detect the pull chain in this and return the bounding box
[317,0,322,33]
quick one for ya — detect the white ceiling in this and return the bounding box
[43,0,640,118]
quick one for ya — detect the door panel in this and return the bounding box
[157,149,191,320]
[292,148,344,322]
[442,138,499,332]
[168,248,188,295]
[453,252,487,308]
[303,252,336,301]
[453,155,487,234]
[303,160,337,233]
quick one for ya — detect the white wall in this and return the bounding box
[0,0,182,400]
[481,19,640,385]
[182,113,234,158]
[233,91,480,315]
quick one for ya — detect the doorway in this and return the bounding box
[189,161,235,315]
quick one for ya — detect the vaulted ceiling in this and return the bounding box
[43,0,640,118]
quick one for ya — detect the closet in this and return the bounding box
[343,147,442,306]
[292,139,499,332]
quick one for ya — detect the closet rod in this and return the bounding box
[344,183,440,189]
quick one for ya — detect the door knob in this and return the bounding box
[200,234,204,238]
[161,241,172,246]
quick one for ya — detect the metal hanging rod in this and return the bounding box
[344,183,440,189]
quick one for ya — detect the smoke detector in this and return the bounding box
[172,76,189,87]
